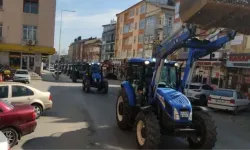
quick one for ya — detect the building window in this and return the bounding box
[23,25,37,40]
[140,4,146,14]
[139,19,145,29]
[138,34,144,44]
[167,16,173,27]
[134,36,137,43]
[135,22,137,30]
[129,9,134,17]
[0,0,3,9]
[123,24,130,34]
[23,0,39,14]
[0,23,2,37]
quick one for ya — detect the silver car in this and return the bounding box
[0,82,53,119]
[13,69,31,84]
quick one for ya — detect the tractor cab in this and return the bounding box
[71,62,89,82]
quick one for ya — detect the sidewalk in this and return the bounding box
[41,71,72,83]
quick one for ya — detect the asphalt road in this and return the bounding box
[13,72,250,149]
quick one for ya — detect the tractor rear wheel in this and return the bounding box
[188,111,217,149]
[116,89,133,130]
[135,111,161,149]
[102,80,108,94]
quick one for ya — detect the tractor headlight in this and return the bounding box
[145,61,150,65]
[152,58,156,62]
[174,63,180,67]
[173,108,180,120]
[188,111,192,121]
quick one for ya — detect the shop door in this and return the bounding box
[22,56,28,70]
[29,56,34,71]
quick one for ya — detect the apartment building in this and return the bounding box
[0,0,56,74]
[115,1,146,59]
[101,20,116,61]
[68,37,101,63]
[115,0,174,59]
[144,1,174,58]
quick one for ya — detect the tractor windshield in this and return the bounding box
[159,65,177,89]
[91,64,100,73]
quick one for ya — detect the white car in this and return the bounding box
[49,67,55,72]
[208,89,250,114]
[0,82,53,119]
[184,83,214,106]
[0,131,10,150]
[13,69,31,84]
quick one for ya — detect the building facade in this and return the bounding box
[101,20,116,61]
[115,1,147,59]
[144,2,174,58]
[115,0,174,59]
[68,37,101,63]
[0,0,56,74]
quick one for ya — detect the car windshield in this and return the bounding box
[159,65,176,89]
[0,100,14,109]
[16,71,28,74]
[211,90,234,97]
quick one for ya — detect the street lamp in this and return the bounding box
[56,9,76,80]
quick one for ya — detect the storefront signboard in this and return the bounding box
[197,61,221,66]
[226,53,250,68]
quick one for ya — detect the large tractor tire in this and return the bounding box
[188,111,217,149]
[83,80,91,93]
[135,111,161,149]
[116,89,133,130]
[102,80,109,94]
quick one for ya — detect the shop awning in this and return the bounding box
[0,44,55,55]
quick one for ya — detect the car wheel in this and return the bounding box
[32,104,43,119]
[2,128,19,148]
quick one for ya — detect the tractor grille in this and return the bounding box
[174,96,189,104]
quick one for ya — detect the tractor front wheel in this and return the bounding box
[188,111,217,149]
[102,80,109,94]
[116,89,133,130]
[135,111,161,149]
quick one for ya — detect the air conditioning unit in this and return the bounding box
[27,40,36,46]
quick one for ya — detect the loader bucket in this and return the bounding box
[179,0,250,35]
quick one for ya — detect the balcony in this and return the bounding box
[156,24,163,30]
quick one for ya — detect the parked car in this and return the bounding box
[13,70,31,84]
[208,89,250,114]
[184,83,214,106]
[49,67,55,72]
[0,100,37,147]
[0,83,53,119]
[0,131,10,150]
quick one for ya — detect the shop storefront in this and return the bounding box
[0,43,55,75]
[226,53,250,92]
[193,61,225,88]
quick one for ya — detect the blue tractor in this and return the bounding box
[82,62,109,94]
[115,12,250,150]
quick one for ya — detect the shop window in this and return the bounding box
[23,0,39,14]
[10,55,21,69]
[23,25,37,40]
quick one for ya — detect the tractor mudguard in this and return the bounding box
[192,106,212,112]
[121,81,136,106]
